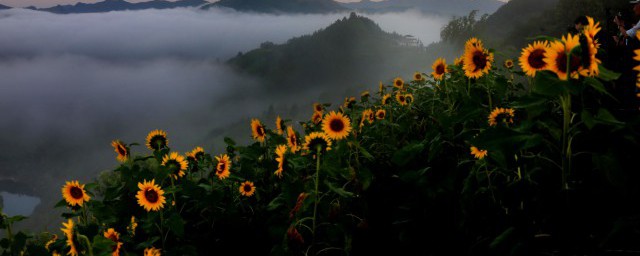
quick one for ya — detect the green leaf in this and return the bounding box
[594,108,625,127]
[490,226,516,248]
[597,65,621,81]
[91,235,115,256]
[267,194,285,211]
[167,213,185,237]
[531,71,569,97]
[584,77,616,100]
[581,110,595,130]
[6,215,27,224]
[391,142,425,166]
[324,180,354,198]
[224,137,237,146]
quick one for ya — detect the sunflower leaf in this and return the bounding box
[597,65,621,81]
[324,180,353,198]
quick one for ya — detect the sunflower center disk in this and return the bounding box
[117,146,126,156]
[70,187,84,199]
[244,185,252,192]
[329,119,344,132]
[145,189,159,203]
[436,65,445,75]
[472,51,487,70]
[528,50,546,69]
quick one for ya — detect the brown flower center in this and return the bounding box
[472,50,487,71]
[116,145,127,156]
[150,136,167,150]
[217,162,226,173]
[528,49,546,69]
[329,119,344,132]
[257,126,265,137]
[436,64,445,75]
[556,52,581,74]
[145,189,159,203]
[377,112,385,119]
[70,186,84,199]
[395,80,402,87]
[243,184,252,192]
[399,96,406,102]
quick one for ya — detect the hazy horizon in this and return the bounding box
[0,0,508,9]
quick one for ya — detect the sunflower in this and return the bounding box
[431,58,448,80]
[313,103,323,113]
[376,109,386,120]
[215,154,231,180]
[239,181,256,197]
[396,93,407,106]
[45,234,58,251]
[382,94,392,105]
[519,41,549,77]
[303,132,332,154]
[274,144,287,178]
[61,219,80,256]
[127,216,137,236]
[343,97,357,109]
[393,77,404,89]
[583,16,601,49]
[413,72,425,81]
[110,140,128,162]
[579,33,601,77]
[286,126,300,153]
[103,228,122,256]
[359,109,374,129]
[185,146,204,162]
[454,56,464,66]
[465,37,483,49]
[361,90,370,98]
[544,34,582,80]
[311,111,323,125]
[405,94,414,104]
[136,179,166,212]
[470,146,488,160]
[379,81,384,95]
[61,181,90,207]
[322,111,352,140]
[504,59,514,69]
[488,107,515,126]
[144,247,161,256]
[463,39,494,79]
[162,152,188,180]
[251,119,266,143]
[145,129,168,151]
[276,116,285,135]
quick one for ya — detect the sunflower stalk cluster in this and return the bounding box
[3,16,640,256]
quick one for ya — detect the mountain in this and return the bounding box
[38,0,208,14]
[228,13,440,94]
[202,0,346,14]
[341,0,505,17]
[0,4,11,9]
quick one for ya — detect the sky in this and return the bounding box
[0,0,508,8]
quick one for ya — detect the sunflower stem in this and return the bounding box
[79,234,94,256]
[560,93,572,190]
[467,78,471,96]
[81,204,88,225]
[170,178,177,207]
[312,146,321,244]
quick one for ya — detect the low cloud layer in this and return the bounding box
[0,7,447,229]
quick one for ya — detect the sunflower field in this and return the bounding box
[2,16,640,256]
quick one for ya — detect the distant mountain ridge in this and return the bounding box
[34,0,208,14]
[0,4,12,9]
[341,0,505,17]
[202,0,346,14]
[228,13,432,92]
